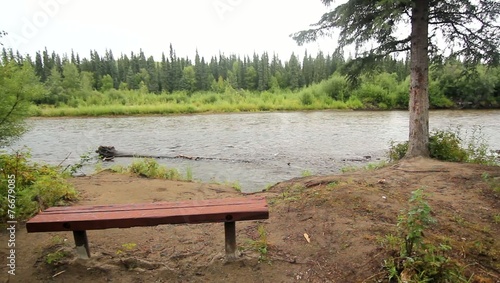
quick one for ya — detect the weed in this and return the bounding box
[327,181,339,188]
[381,188,468,282]
[116,242,137,255]
[493,214,500,224]
[94,161,103,172]
[263,183,274,191]
[113,158,183,180]
[301,170,312,177]
[45,249,68,265]
[231,181,242,192]
[452,215,467,226]
[50,236,66,245]
[185,166,193,181]
[66,151,93,175]
[481,172,500,196]
[364,161,387,170]
[341,166,358,173]
[246,225,269,263]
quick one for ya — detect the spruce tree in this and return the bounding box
[292,0,500,158]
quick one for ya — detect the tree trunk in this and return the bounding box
[406,0,430,158]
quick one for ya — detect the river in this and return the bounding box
[9,110,500,193]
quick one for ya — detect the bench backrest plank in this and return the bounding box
[26,197,268,233]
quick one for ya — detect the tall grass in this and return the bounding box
[109,158,189,181]
[32,81,360,117]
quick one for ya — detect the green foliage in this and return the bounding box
[388,127,498,164]
[45,250,68,265]
[0,150,78,221]
[381,189,468,282]
[481,172,500,197]
[397,189,437,257]
[245,224,269,263]
[301,170,312,177]
[65,151,93,175]
[185,166,193,181]
[1,45,500,117]
[0,61,45,145]
[128,158,182,180]
[428,130,468,162]
[109,158,185,181]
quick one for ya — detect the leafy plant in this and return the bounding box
[388,127,498,165]
[429,129,467,162]
[246,225,269,263]
[381,189,468,282]
[45,249,68,265]
[0,149,78,221]
[65,151,93,175]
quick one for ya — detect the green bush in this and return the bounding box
[381,189,467,282]
[429,130,468,162]
[300,91,314,105]
[0,150,77,221]
[388,127,497,165]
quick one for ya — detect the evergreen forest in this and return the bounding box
[1,45,499,117]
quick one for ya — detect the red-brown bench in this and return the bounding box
[26,197,269,260]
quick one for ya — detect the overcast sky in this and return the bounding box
[1,0,341,61]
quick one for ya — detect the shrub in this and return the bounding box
[429,129,468,162]
[0,150,77,221]
[388,127,497,165]
[300,91,314,105]
[381,189,467,282]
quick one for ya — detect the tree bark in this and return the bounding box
[406,0,430,158]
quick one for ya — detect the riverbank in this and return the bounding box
[29,89,365,117]
[3,158,499,282]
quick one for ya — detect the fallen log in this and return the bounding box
[95,146,251,163]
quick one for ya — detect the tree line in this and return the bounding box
[1,45,499,110]
[1,45,411,101]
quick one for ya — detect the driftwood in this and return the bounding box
[95,146,251,163]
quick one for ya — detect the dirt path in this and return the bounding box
[1,158,499,282]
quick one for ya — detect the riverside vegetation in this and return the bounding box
[1,46,499,118]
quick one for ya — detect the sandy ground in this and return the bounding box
[1,158,499,282]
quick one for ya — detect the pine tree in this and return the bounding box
[302,50,313,87]
[292,0,500,158]
[42,48,53,83]
[44,66,65,104]
[180,65,196,93]
[258,52,270,91]
[287,53,301,90]
[34,52,44,81]
[146,56,159,93]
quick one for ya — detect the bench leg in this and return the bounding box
[73,230,90,259]
[224,221,238,260]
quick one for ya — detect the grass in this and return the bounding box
[301,170,312,177]
[31,88,356,117]
[245,225,269,263]
[109,158,189,181]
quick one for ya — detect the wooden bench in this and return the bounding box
[26,197,269,260]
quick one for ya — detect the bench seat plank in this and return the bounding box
[26,197,268,233]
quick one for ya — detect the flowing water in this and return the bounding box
[10,110,500,192]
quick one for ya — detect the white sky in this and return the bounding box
[1,0,341,61]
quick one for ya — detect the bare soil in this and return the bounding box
[2,158,499,282]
